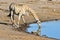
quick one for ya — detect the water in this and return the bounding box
[27,20,60,39]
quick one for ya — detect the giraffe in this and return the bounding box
[8,3,41,36]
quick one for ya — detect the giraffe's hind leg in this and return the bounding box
[10,10,17,28]
[10,10,14,25]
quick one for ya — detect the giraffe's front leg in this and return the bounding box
[22,15,26,23]
[17,13,22,28]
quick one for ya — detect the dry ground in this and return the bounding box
[0,10,55,40]
[0,0,60,23]
[0,0,60,40]
[0,9,55,40]
[0,23,56,40]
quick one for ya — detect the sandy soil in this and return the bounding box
[0,22,55,40]
[0,10,55,40]
[0,0,60,23]
[0,0,60,40]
